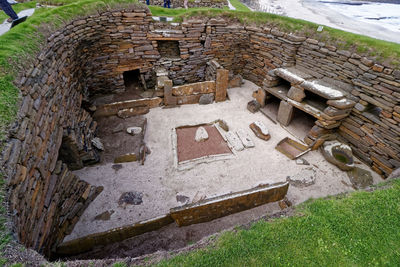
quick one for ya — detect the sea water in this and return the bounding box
[320,0,400,32]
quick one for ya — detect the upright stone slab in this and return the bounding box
[287,86,306,102]
[277,101,294,126]
[164,79,176,106]
[215,69,229,102]
[252,88,266,107]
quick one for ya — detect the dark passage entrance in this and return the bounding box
[123,69,141,91]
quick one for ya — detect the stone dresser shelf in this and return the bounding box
[262,67,356,144]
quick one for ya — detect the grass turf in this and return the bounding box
[156,180,400,266]
[228,0,250,11]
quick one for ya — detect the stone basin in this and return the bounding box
[321,140,355,171]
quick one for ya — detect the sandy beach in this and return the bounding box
[254,0,400,43]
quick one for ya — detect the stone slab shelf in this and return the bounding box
[262,67,356,145]
[265,85,324,121]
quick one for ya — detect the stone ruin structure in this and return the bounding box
[1,5,400,259]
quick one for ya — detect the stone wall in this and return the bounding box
[295,39,400,176]
[2,6,400,258]
[139,0,227,8]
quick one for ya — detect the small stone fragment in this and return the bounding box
[217,119,229,132]
[236,129,255,148]
[93,210,114,221]
[296,158,310,165]
[247,100,260,113]
[250,121,270,141]
[279,200,288,210]
[176,195,190,204]
[112,164,123,172]
[195,126,209,142]
[127,126,142,135]
[225,131,244,151]
[112,123,124,133]
[114,153,137,163]
[91,137,104,151]
[199,93,214,105]
[118,191,143,206]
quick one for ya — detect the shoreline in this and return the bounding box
[252,0,400,43]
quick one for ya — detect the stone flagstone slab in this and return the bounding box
[236,129,255,148]
[225,131,244,151]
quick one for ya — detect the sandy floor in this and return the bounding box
[65,80,382,242]
[255,0,400,43]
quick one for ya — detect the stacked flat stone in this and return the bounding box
[295,38,400,176]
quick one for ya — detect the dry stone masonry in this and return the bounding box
[1,5,400,258]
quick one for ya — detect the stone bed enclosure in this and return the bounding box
[1,6,400,259]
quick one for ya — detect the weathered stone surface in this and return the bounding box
[327,98,356,109]
[95,98,162,117]
[309,125,330,139]
[287,86,306,102]
[91,137,104,151]
[170,182,289,226]
[176,195,190,204]
[229,74,243,88]
[195,126,209,142]
[249,121,270,141]
[199,93,214,105]
[118,191,143,206]
[94,210,114,221]
[172,81,215,96]
[126,127,142,135]
[217,119,229,132]
[301,81,346,100]
[286,167,316,187]
[274,68,305,85]
[247,100,260,113]
[114,153,137,163]
[225,131,244,151]
[215,69,229,102]
[252,88,266,107]
[236,129,255,148]
[347,167,373,189]
[277,101,294,126]
[164,79,177,107]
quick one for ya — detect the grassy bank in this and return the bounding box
[157,180,400,266]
